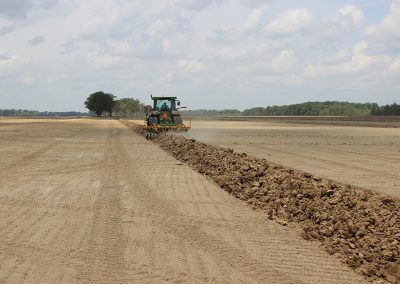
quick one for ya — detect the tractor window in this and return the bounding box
[155,99,172,111]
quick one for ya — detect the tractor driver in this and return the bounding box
[160,102,169,111]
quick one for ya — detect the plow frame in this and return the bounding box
[143,117,191,139]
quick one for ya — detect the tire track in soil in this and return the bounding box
[79,125,128,283]
[277,143,400,178]
[160,163,266,281]
[0,129,84,175]
[0,120,113,283]
[242,143,400,180]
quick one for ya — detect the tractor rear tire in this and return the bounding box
[174,116,182,124]
[147,116,157,126]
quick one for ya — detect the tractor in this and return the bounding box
[144,96,191,140]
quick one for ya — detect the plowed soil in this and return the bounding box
[0,118,369,283]
[183,120,400,198]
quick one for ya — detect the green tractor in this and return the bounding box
[144,96,191,140]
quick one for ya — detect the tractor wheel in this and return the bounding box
[174,116,182,124]
[147,116,157,126]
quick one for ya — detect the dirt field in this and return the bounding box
[185,120,400,198]
[213,116,400,128]
[0,118,368,283]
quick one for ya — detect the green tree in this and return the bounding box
[113,98,142,117]
[84,91,116,117]
[245,101,374,116]
[373,103,400,115]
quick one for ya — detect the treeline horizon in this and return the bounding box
[182,101,400,117]
[1,101,399,117]
[0,109,90,117]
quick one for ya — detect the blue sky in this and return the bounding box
[0,0,399,111]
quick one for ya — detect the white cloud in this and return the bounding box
[173,0,224,11]
[105,39,134,56]
[305,42,391,77]
[254,74,304,87]
[323,5,365,36]
[209,6,267,43]
[271,50,298,69]
[242,6,264,31]
[241,0,274,8]
[365,0,400,38]
[28,35,45,45]
[265,8,313,35]
[89,53,121,69]
[325,48,352,64]
[0,17,14,34]
[0,53,28,77]
[177,59,207,73]
[230,49,304,87]
[236,50,298,74]
[148,19,175,37]
[390,57,400,72]
[0,0,59,19]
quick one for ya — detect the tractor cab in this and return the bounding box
[153,97,180,112]
[149,97,181,126]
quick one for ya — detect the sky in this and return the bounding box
[0,0,399,111]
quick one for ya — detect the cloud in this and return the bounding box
[0,0,34,18]
[241,0,274,8]
[265,8,313,36]
[236,50,298,75]
[390,57,400,72]
[0,17,14,34]
[209,6,266,43]
[305,42,391,77]
[0,54,27,77]
[242,6,264,32]
[322,5,365,36]
[176,59,207,73]
[28,35,45,45]
[229,49,304,87]
[253,74,304,87]
[0,0,59,19]
[173,0,224,11]
[365,0,400,39]
[324,48,352,64]
[0,52,10,61]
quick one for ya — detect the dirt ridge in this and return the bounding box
[121,119,400,283]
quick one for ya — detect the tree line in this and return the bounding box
[0,109,89,117]
[370,103,400,115]
[0,91,144,118]
[181,109,242,117]
[243,101,376,116]
[2,96,399,117]
[182,102,400,117]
